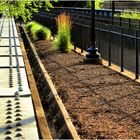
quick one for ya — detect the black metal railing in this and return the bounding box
[32,8,140,79]
[39,7,140,30]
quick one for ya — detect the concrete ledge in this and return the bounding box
[19,36,52,139]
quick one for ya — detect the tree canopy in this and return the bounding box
[0,0,105,22]
[86,0,104,9]
[0,0,57,22]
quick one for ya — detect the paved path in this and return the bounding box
[0,16,39,139]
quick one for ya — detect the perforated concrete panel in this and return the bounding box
[0,38,20,46]
[0,56,24,67]
[0,16,40,139]
[0,68,29,91]
[0,47,22,56]
[0,92,39,139]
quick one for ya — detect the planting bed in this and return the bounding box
[33,39,140,139]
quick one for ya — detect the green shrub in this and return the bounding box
[25,21,36,32]
[85,0,103,9]
[54,13,73,53]
[25,21,51,40]
[116,10,140,19]
[30,23,41,35]
[34,26,51,40]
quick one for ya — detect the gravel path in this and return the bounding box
[34,40,140,139]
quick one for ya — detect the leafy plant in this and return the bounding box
[34,26,51,40]
[116,10,140,19]
[96,0,104,10]
[26,21,51,40]
[85,0,92,8]
[30,22,41,35]
[54,13,73,53]
[85,0,104,9]
[25,21,36,32]
[0,0,57,22]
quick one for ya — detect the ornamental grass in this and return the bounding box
[54,13,73,53]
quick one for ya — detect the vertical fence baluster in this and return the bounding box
[74,43,76,50]
[121,27,124,72]
[105,15,107,25]
[74,13,77,50]
[112,16,114,25]
[108,26,111,66]
[81,17,83,53]
[135,30,139,79]
[73,20,76,50]
[120,17,122,27]
[98,27,100,53]
[129,18,131,28]
[139,20,140,31]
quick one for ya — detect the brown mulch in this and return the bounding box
[33,39,140,139]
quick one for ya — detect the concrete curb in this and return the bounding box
[19,29,52,139]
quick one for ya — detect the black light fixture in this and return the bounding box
[84,0,102,64]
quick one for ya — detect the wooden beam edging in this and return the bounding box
[22,27,80,140]
[20,36,52,139]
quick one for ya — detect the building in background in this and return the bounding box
[103,1,140,10]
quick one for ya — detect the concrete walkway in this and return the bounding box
[0,16,39,139]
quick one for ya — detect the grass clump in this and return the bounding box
[25,21,36,32]
[25,21,51,40]
[54,13,73,53]
[34,26,51,40]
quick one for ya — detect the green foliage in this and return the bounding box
[35,26,51,40]
[116,10,140,19]
[25,21,36,32]
[85,0,92,8]
[95,0,104,10]
[30,23,41,35]
[54,13,73,53]
[26,21,51,40]
[0,0,57,22]
[85,0,104,9]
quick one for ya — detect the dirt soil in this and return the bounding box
[33,39,140,139]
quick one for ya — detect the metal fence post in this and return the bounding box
[81,16,83,53]
[98,27,100,53]
[139,20,140,31]
[121,27,124,72]
[129,18,131,28]
[135,30,139,79]
[120,17,122,27]
[112,1,115,25]
[108,26,111,66]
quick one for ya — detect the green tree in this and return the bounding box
[85,0,92,8]
[95,0,104,9]
[85,0,104,9]
[0,0,57,22]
